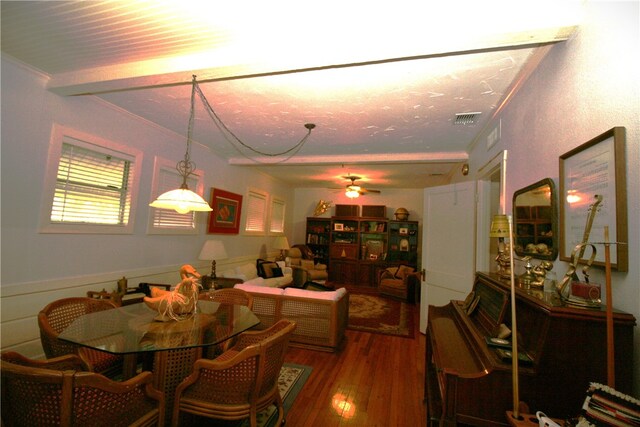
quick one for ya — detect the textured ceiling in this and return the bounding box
[1,0,581,190]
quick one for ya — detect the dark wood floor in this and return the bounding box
[282,299,427,426]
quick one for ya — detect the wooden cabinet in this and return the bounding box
[305,217,331,266]
[327,216,419,287]
[387,220,419,265]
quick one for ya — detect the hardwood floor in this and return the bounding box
[283,300,427,426]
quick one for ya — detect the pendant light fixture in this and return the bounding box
[150,76,212,214]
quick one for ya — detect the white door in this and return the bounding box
[420,181,476,333]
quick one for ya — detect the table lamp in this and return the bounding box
[273,236,290,261]
[490,214,511,279]
[198,240,228,289]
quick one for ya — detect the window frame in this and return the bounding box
[243,188,269,236]
[146,156,206,235]
[39,124,142,234]
[268,196,286,235]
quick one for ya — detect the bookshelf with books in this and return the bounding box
[305,217,331,266]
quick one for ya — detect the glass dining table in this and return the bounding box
[59,300,260,423]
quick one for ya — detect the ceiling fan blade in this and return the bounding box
[360,188,381,194]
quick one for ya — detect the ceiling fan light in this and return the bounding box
[345,186,360,199]
[150,188,212,213]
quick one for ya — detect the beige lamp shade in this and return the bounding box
[273,236,290,251]
[198,240,227,279]
[199,240,228,261]
[490,214,510,238]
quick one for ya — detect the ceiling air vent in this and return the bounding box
[454,112,481,125]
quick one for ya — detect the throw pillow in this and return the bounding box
[271,267,284,277]
[394,265,415,279]
[258,260,279,278]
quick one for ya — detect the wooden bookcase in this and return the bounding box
[305,217,331,266]
[326,216,419,287]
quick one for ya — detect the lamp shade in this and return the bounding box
[490,214,510,238]
[198,240,228,261]
[273,236,290,251]
[150,188,212,214]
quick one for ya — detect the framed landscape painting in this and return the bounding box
[207,188,242,234]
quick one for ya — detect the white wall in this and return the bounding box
[0,57,295,355]
[468,1,640,394]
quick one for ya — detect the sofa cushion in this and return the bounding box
[300,260,315,270]
[283,287,347,301]
[234,283,284,295]
[236,263,258,281]
[242,277,266,287]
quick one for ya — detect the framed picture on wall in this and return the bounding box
[207,188,243,234]
[559,127,627,271]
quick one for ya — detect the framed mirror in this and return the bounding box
[513,178,558,261]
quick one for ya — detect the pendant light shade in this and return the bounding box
[150,186,212,214]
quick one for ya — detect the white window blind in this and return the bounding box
[151,168,197,230]
[51,142,133,226]
[269,197,286,233]
[245,190,268,234]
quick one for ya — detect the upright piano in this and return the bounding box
[424,272,636,426]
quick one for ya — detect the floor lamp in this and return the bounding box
[491,214,523,425]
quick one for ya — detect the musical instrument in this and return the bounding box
[556,195,602,307]
[424,272,635,426]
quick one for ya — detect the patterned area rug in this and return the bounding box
[241,363,311,427]
[347,293,415,338]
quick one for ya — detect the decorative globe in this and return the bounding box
[394,208,409,220]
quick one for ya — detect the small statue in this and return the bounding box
[144,278,198,321]
[313,200,332,217]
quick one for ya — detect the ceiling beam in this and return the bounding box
[47,26,577,96]
[227,151,468,166]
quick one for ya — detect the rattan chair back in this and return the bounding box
[1,350,90,372]
[1,356,165,427]
[38,297,123,376]
[198,287,254,309]
[172,319,296,427]
[199,288,255,357]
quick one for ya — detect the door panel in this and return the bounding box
[420,181,476,333]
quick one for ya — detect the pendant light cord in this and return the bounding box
[190,76,314,162]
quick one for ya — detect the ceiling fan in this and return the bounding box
[335,175,381,199]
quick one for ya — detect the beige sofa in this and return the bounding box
[234,283,349,352]
[220,260,293,288]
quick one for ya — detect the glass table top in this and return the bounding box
[58,301,260,355]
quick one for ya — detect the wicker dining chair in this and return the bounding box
[0,350,90,372]
[198,288,255,357]
[172,319,296,427]
[1,355,165,427]
[38,297,123,377]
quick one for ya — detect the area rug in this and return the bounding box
[347,293,415,338]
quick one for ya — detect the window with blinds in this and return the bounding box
[244,189,268,235]
[51,143,133,225]
[40,125,142,234]
[269,197,286,234]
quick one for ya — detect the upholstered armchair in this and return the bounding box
[378,264,421,303]
[287,247,328,287]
